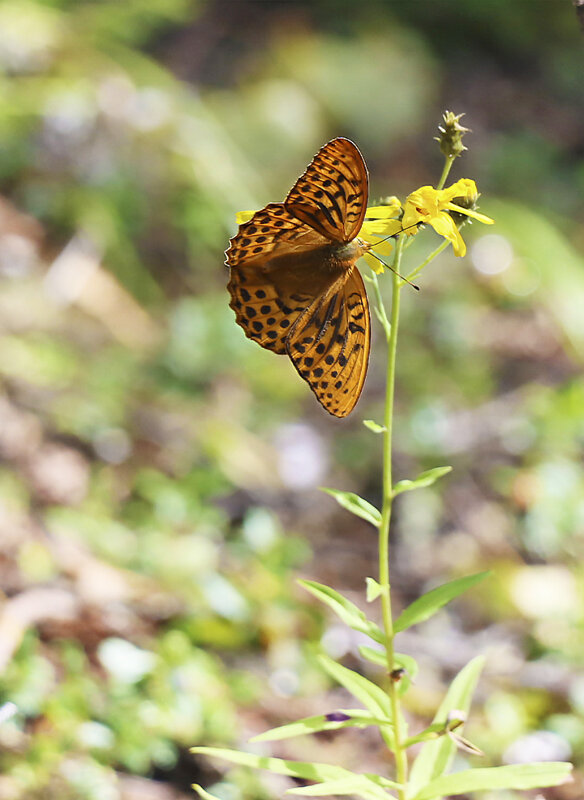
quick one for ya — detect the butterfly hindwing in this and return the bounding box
[227,203,331,353]
[285,138,368,244]
[228,265,289,354]
[286,267,370,418]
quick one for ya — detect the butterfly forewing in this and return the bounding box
[285,138,368,243]
[227,203,329,268]
[286,269,370,418]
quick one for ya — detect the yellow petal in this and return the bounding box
[427,211,467,257]
[451,230,466,257]
[447,178,478,200]
[365,203,401,219]
[362,252,385,274]
[361,218,402,238]
[405,186,438,210]
[364,234,395,256]
[401,200,426,229]
[446,202,494,225]
[235,210,256,225]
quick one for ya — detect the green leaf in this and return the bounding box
[191,747,400,797]
[357,649,419,683]
[366,577,383,602]
[393,466,452,497]
[287,776,398,799]
[299,580,385,644]
[403,723,445,749]
[358,648,419,696]
[250,709,392,743]
[394,572,489,633]
[192,747,353,782]
[318,655,392,721]
[192,785,223,800]
[287,774,400,800]
[363,419,386,434]
[358,645,386,667]
[407,656,485,797]
[320,488,382,528]
[412,763,572,800]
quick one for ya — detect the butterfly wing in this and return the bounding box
[286,267,370,417]
[284,138,369,244]
[226,202,331,354]
[226,139,371,416]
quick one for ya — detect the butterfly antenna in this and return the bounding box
[366,251,419,291]
[368,220,421,246]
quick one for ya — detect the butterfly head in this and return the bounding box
[330,237,371,272]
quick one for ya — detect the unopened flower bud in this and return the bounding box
[436,111,470,159]
[326,711,351,722]
[449,189,480,227]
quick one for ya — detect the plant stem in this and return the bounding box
[377,235,408,798]
[368,271,391,338]
[401,238,450,286]
[436,155,455,190]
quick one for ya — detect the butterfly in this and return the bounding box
[226,137,372,418]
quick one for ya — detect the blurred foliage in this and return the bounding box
[0,0,583,798]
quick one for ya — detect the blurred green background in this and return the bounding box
[0,1,583,798]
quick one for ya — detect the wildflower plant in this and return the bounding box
[192,113,572,800]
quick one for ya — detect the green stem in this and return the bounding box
[436,155,455,190]
[378,235,408,798]
[368,271,391,337]
[401,238,450,286]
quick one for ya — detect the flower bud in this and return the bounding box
[436,111,470,159]
[449,190,480,227]
[326,711,351,722]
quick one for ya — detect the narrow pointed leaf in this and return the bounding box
[412,763,572,800]
[299,580,385,644]
[363,420,386,434]
[358,649,419,684]
[288,774,399,800]
[394,572,490,633]
[404,723,445,749]
[318,655,392,720]
[192,747,361,783]
[393,467,452,497]
[251,709,392,742]
[408,656,485,797]
[359,646,386,667]
[321,488,382,528]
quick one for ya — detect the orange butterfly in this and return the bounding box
[226,138,372,418]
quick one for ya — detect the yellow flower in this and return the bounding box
[402,179,493,257]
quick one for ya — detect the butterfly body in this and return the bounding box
[262,237,370,281]
[226,138,371,417]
